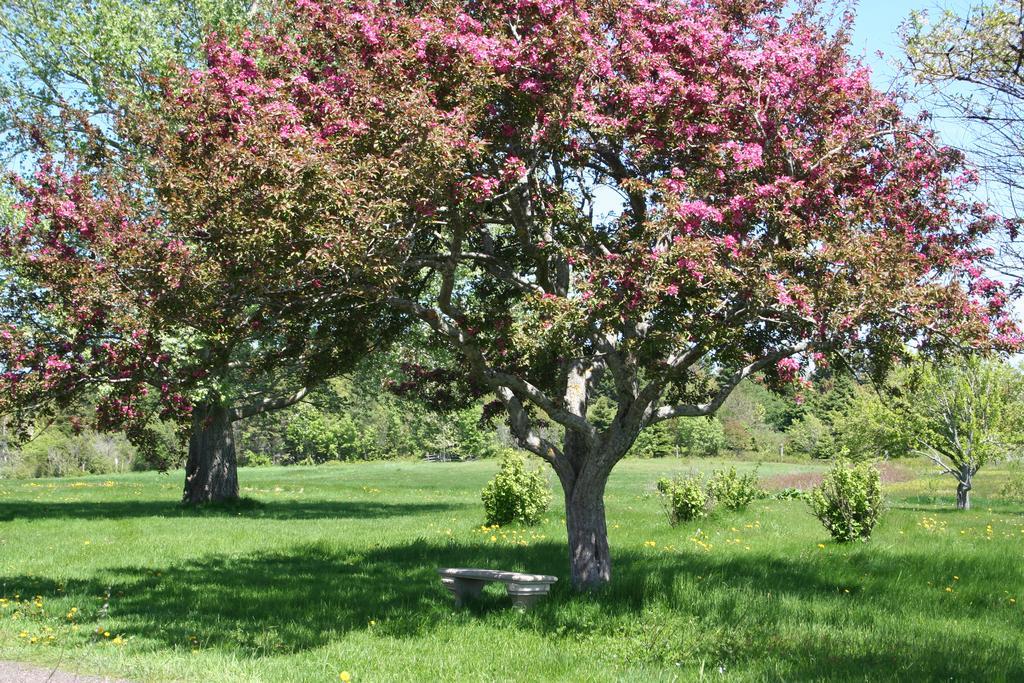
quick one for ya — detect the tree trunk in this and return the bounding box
[956,464,972,510]
[558,428,614,591]
[564,476,612,590]
[182,401,239,505]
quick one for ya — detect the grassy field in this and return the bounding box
[0,458,1022,682]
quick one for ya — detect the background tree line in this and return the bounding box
[5,354,1019,480]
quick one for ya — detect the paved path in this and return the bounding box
[0,662,129,683]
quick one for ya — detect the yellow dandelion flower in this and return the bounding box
[339,672,352,682]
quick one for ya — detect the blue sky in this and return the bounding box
[850,0,935,75]
[849,1,969,129]
[850,2,1000,185]
[850,1,969,121]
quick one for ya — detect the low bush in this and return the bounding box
[657,466,764,525]
[708,466,762,510]
[774,487,806,501]
[481,453,551,525]
[241,450,274,467]
[808,460,883,542]
[998,461,1024,500]
[656,474,713,525]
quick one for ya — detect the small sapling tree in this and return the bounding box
[897,357,1023,509]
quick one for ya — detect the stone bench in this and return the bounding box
[438,567,557,609]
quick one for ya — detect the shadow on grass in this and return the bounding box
[2,539,1021,680]
[0,498,464,522]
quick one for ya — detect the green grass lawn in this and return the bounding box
[0,458,1022,682]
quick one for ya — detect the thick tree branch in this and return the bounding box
[648,341,814,424]
[232,385,312,421]
[387,297,599,442]
[496,386,565,466]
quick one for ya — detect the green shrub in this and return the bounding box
[774,487,806,501]
[284,405,380,462]
[657,466,764,525]
[676,417,726,458]
[11,428,137,478]
[656,473,713,525]
[786,414,844,459]
[631,421,675,458]
[481,453,551,525]
[808,460,883,542]
[998,461,1024,500]
[241,450,274,467]
[708,466,762,511]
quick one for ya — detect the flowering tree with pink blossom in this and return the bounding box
[217,0,1017,587]
[4,0,1019,586]
[0,8,456,502]
[370,0,1015,588]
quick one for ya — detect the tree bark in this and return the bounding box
[564,475,612,589]
[956,464,972,510]
[557,428,615,591]
[182,401,239,505]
